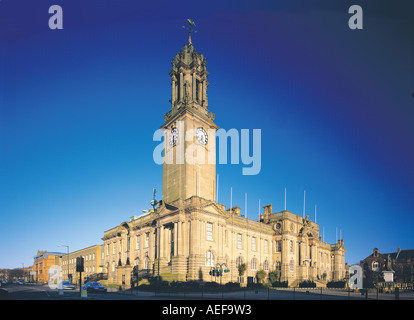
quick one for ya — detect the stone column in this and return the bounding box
[174,222,178,256]
[192,73,196,102]
[179,72,183,102]
[198,81,202,103]
[171,78,176,105]
[202,80,208,106]
[159,225,164,258]
[177,221,182,256]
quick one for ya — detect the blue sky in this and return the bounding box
[0,0,413,269]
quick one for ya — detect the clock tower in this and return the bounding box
[161,37,218,204]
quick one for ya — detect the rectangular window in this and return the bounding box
[205,251,214,267]
[251,237,256,251]
[275,240,282,253]
[206,222,213,241]
[145,233,149,248]
[237,234,243,249]
[264,240,269,254]
[137,235,140,250]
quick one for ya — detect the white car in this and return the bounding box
[61,281,76,290]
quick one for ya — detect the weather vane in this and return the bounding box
[182,19,196,45]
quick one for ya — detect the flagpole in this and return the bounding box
[245,193,247,219]
[303,190,306,218]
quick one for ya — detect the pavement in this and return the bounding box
[1,283,413,300]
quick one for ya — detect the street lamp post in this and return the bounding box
[210,263,230,286]
[143,188,160,280]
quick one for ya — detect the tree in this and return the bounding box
[269,269,280,283]
[238,263,246,277]
[256,270,266,283]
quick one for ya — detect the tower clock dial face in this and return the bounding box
[196,127,208,145]
[169,128,178,146]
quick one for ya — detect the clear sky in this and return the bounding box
[0,0,413,269]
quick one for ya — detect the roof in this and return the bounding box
[386,249,414,261]
[34,251,66,259]
[362,248,414,262]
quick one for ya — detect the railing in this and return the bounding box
[112,285,412,300]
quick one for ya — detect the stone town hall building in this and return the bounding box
[101,34,346,288]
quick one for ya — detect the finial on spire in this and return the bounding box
[183,19,196,45]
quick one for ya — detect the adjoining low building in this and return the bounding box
[33,250,64,284]
[360,247,414,286]
[59,244,104,285]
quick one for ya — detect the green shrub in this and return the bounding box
[224,282,241,288]
[326,280,347,288]
[299,280,316,288]
[272,281,288,288]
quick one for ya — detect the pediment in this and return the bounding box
[199,201,227,216]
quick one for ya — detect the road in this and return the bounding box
[1,284,412,300]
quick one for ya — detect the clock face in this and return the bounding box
[196,127,208,145]
[273,222,282,232]
[169,128,178,146]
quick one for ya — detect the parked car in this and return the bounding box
[61,281,76,290]
[84,282,107,293]
[17,280,25,285]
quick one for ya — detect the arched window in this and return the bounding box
[236,256,244,267]
[144,256,150,270]
[251,258,257,270]
[206,251,215,267]
[289,259,294,272]
[263,260,269,271]
[372,261,379,271]
[275,261,281,270]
